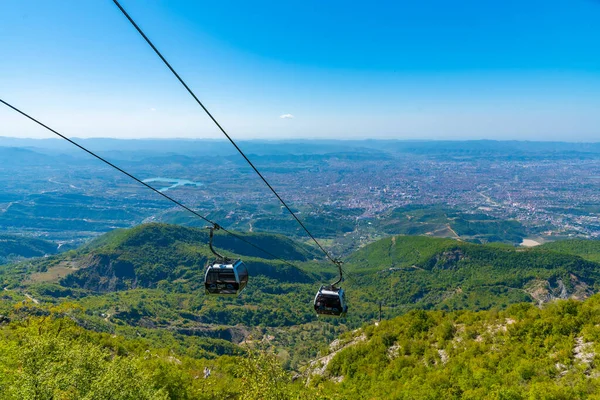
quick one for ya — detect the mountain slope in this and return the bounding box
[538,239,600,263]
[0,234,60,264]
[81,222,321,261]
[309,295,600,399]
[57,223,321,292]
[374,206,527,244]
[7,226,600,372]
[0,313,317,400]
[344,235,600,311]
[4,223,331,335]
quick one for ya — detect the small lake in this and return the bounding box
[142,177,204,192]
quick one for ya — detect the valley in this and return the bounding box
[2,139,600,398]
[2,0,598,394]
[3,223,600,371]
[2,139,600,254]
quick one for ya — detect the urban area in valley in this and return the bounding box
[2,138,600,253]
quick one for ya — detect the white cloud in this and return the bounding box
[149,107,157,112]
[279,114,294,119]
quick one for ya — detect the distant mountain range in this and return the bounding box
[2,137,600,159]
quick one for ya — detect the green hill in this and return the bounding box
[0,234,59,264]
[373,206,527,244]
[82,223,321,262]
[0,224,339,354]
[57,223,321,292]
[539,239,600,263]
[8,227,600,330]
[309,295,600,399]
[0,313,315,400]
[6,293,600,399]
[344,235,600,312]
[5,225,600,375]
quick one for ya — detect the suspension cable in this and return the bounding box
[0,98,301,269]
[111,0,342,269]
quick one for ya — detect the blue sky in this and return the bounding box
[1,0,599,140]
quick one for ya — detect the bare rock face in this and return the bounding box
[574,336,595,367]
[526,275,594,306]
[426,249,466,270]
[59,254,137,292]
[172,325,250,344]
[305,331,367,384]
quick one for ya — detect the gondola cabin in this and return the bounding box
[314,285,347,317]
[204,259,248,295]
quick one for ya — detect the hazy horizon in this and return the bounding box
[2,136,600,145]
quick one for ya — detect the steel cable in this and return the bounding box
[111,0,342,272]
[0,98,302,269]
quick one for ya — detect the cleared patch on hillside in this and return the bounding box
[27,262,80,283]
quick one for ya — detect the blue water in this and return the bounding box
[142,177,204,192]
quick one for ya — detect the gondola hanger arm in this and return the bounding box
[207,224,225,261]
[331,260,344,287]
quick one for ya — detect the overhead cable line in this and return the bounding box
[0,98,300,269]
[112,0,343,271]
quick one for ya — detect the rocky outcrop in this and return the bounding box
[59,253,137,292]
[425,248,467,270]
[171,325,250,344]
[305,331,366,383]
[526,275,594,306]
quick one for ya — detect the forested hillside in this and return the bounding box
[0,313,325,399]
[346,235,600,312]
[4,225,600,362]
[0,234,60,264]
[5,294,600,398]
[310,295,600,399]
[0,224,343,368]
[6,225,599,330]
[374,206,527,244]
[539,239,600,263]
[3,225,600,398]
[57,223,319,292]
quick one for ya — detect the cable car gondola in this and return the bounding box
[204,225,249,296]
[314,261,348,317]
[314,285,347,317]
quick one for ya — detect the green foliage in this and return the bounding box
[346,235,457,273]
[345,235,600,313]
[0,234,59,264]
[314,295,600,399]
[0,317,218,399]
[252,214,355,238]
[56,223,321,292]
[0,315,331,399]
[451,217,526,244]
[7,224,600,396]
[237,350,300,400]
[539,239,600,263]
[87,223,321,262]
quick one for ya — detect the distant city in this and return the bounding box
[1,138,599,253]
